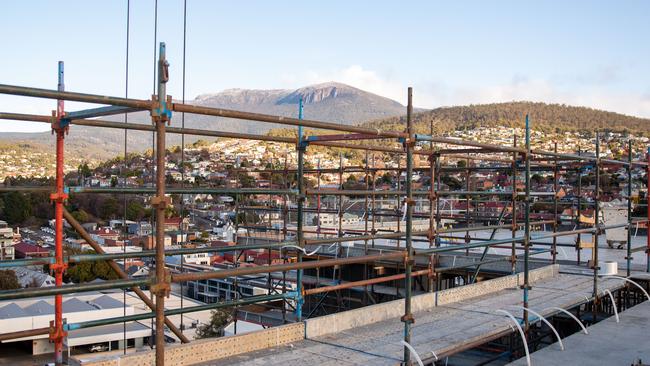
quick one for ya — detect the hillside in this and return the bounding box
[361,101,650,136]
[0,82,406,161]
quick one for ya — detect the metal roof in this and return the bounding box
[24,300,54,315]
[0,303,27,319]
[90,295,125,310]
[62,298,96,313]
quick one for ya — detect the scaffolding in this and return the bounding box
[0,42,649,366]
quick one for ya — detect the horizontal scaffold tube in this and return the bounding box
[0,85,403,137]
[303,269,431,296]
[65,293,290,331]
[0,241,298,267]
[416,236,526,254]
[435,249,551,272]
[0,327,51,342]
[0,186,298,195]
[0,84,152,109]
[0,278,149,301]
[171,252,406,283]
[171,103,406,139]
[0,112,419,155]
[305,189,555,197]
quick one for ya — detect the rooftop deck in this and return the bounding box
[206,265,624,365]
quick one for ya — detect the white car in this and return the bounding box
[89,343,108,352]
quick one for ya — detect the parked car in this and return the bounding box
[89,343,108,352]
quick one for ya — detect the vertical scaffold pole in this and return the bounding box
[51,60,68,366]
[593,132,600,304]
[577,147,583,265]
[647,147,650,273]
[626,140,632,277]
[511,134,518,274]
[552,142,558,264]
[152,42,171,366]
[522,114,531,332]
[402,87,414,365]
[296,97,305,321]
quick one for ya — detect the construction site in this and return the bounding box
[1,7,650,366]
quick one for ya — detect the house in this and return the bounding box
[14,242,50,258]
[0,220,14,260]
[10,267,55,288]
[109,219,135,229]
[131,235,172,250]
[127,222,152,236]
[90,228,120,245]
[164,217,190,232]
[314,213,361,227]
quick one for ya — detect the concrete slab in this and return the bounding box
[507,301,650,366]
[208,266,625,366]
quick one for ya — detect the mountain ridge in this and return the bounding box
[2,85,650,165]
[0,82,407,161]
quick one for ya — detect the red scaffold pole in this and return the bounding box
[50,61,68,366]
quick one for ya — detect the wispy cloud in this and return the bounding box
[285,65,650,118]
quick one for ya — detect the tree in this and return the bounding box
[99,197,120,220]
[126,201,146,221]
[1,192,31,225]
[71,209,90,223]
[237,173,256,188]
[196,308,233,339]
[78,162,92,180]
[0,270,20,290]
[65,249,120,283]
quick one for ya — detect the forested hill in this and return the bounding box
[361,101,650,135]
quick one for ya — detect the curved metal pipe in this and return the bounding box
[400,340,425,366]
[516,306,564,351]
[543,307,588,335]
[281,245,322,256]
[601,275,650,301]
[496,309,531,366]
[601,289,619,323]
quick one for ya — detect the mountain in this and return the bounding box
[362,101,650,136]
[0,82,407,161]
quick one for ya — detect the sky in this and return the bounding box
[1,0,649,132]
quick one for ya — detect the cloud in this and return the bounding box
[282,65,408,105]
[284,65,650,118]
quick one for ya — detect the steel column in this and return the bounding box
[51,61,67,366]
[152,42,170,366]
[402,87,414,365]
[523,114,531,332]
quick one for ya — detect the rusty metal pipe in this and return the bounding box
[303,269,430,296]
[61,208,190,343]
[171,252,406,283]
[172,103,405,139]
[0,84,151,109]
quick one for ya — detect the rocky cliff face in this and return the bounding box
[0,82,407,160]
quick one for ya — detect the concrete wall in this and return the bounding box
[73,265,559,365]
[33,338,54,355]
[72,322,304,366]
[304,264,559,338]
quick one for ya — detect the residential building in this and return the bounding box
[14,242,50,259]
[128,222,153,236]
[0,220,15,260]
